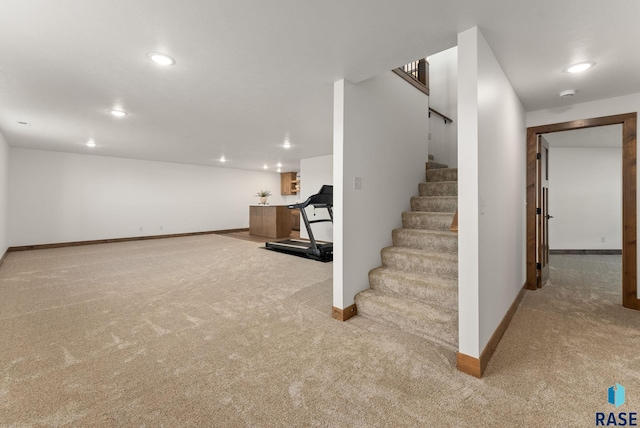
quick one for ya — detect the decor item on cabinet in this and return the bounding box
[280,172,299,195]
[256,189,272,205]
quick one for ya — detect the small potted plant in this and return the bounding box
[256,189,272,205]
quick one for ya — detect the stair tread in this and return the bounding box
[393,228,457,237]
[412,195,457,200]
[356,289,458,349]
[358,289,456,320]
[426,168,458,183]
[382,246,458,261]
[392,228,457,252]
[370,266,457,290]
[403,211,454,216]
[369,267,457,311]
[426,161,448,169]
[402,211,455,231]
[411,195,457,214]
[427,168,458,172]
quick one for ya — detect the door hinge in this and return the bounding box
[536,208,541,215]
[536,263,541,270]
[536,153,542,160]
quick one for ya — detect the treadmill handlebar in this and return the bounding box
[287,185,333,210]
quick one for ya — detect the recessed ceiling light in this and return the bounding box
[219,156,226,162]
[110,110,127,117]
[564,62,595,73]
[263,164,268,169]
[17,121,31,127]
[277,162,282,167]
[86,140,97,147]
[148,52,175,66]
[277,168,282,173]
[283,141,291,149]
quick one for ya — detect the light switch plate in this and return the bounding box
[354,177,362,190]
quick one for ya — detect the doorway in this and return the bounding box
[526,113,639,310]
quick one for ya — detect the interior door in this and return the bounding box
[537,135,550,287]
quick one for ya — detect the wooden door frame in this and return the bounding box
[526,112,639,310]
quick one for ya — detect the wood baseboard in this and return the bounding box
[7,228,250,252]
[457,282,527,378]
[450,210,458,232]
[456,352,482,378]
[549,249,622,255]
[0,249,8,269]
[332,304,357,321]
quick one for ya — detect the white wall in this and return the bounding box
[527,93,640,128]
[428,46,458,168]
[549,147,622,250]
[9,149,285,246]
[527,92,640,299]
[458,27,527,358]
[299,155,333,242]
[0,131,8,256]
[333,72,429,309]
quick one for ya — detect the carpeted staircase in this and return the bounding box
[355,159,458,352]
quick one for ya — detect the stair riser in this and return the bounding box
[381,250,458,279]
[402,212,454,231]
[392,229,457,253]
[355,294,458,351]
[410,197,457,213]
[369,270,457,311]
[419,182,457,197]
[426,169,457,182]
[426,161,448,170]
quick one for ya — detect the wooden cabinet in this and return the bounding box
[291,208,300,231]
[280,172,299,195]
[249,205,292,239]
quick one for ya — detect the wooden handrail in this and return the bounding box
[393,58,430,96]
[393,59,452,125]
[429,108,453,124]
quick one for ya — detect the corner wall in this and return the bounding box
[428,46,458,168]
[458,27,527,358]
[333,72,429,309]
[0,131,8,256]
[8,149,285,246]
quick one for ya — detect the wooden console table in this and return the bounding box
[249,205,292,239]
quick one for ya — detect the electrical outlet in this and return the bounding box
[601,237,606,243]
[139,227,143,232]
[160,226,163,231]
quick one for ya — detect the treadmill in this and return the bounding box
[265,185,333,262]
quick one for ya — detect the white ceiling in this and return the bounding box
[0,1,638,171]
[543,125,622,149]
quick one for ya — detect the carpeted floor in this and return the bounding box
[1,237,639,427]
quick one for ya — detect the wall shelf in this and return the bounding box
[280,172,299,195]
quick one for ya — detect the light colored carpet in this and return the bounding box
[1,239,639,427]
